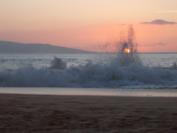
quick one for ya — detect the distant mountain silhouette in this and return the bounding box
[0,40,91,54]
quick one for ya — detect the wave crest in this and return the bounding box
[0,59,177,88]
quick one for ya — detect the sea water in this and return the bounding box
[0,53,177,88]
[0,53,177,70]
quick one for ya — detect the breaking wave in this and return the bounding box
[0,56,177,88]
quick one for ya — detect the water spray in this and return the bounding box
[117,25,141,66]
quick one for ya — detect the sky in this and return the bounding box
[0,0,177,52]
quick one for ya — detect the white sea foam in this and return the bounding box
[0,55,177,88]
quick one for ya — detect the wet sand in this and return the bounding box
[0,94,177,133]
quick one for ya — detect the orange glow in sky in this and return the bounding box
[0,0,177,52]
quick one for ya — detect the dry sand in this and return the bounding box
[0,94,177,133]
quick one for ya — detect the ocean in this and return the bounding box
[0,53,177,88]
[0,53,177,70]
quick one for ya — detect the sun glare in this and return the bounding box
[124,48,131,54]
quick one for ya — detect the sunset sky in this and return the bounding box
[0,0,177,52]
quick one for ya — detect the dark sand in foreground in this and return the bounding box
[0,94,177,133]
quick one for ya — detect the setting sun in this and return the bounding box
[124,48,131,54]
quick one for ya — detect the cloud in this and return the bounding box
[141,19,177,25]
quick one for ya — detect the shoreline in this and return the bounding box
[0,94,177,133]
[1,87,177,97]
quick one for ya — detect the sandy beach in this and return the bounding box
[0,94,177,133]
